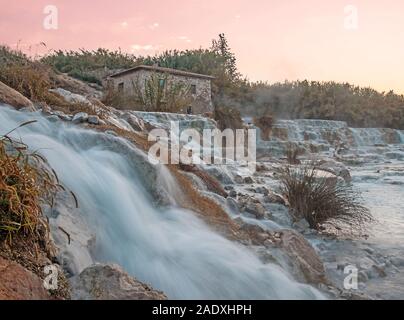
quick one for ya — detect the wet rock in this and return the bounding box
[50,88,92,105]
[372,264,387,278]
[364,247,375,255]
[54,111,72,121]
[224,185,234,191]
[70,263,167,300]
[255,186,269,195]
[263,192,286,205]
[239,196,267,219]
[337,262,350,271]
[391,257,404,267]
[205,167,233,184]
[228,190,237,198]
[0,257,50,300]
[358,270,369,283]
[358,257,374,271]
[87,115,100,125]
[47,191,95,276]
[256,163,269,172]
[125,114,145,132]
[318,159,352,183]
[279,230,327,284]
[72,112,89,124]
[243,176,254,184]
[226,197,239,213]
[0,81,35,110]
[105,130,118,136]
[47,115,60,122]
[234,175,244,184]
[293,218,310,232]
[237,223,276,246]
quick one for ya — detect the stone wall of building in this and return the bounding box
[107,69,213,114]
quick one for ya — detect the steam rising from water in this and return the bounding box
[0,105,323,299]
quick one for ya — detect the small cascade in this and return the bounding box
[255,119,404,158]
[399,131,404,144]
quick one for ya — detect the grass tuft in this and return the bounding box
[277,165,372,231]
[0,122,58,243]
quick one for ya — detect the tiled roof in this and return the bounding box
[108,65,215,80]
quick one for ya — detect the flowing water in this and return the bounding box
[0,105,323,299]
[257,119,404,298]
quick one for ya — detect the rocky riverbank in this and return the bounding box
[1,77,403,299]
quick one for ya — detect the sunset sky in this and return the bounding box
[1,0,404,93]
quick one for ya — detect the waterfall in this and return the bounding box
[0,105,323,299]
[399,130,404,144]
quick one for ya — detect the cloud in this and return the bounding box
[130,44,160,52]
[120,21,128,28]
[235,14,241,19]
[149,22,159,30]
[178,36,192,43]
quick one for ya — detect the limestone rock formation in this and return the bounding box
[70,263,167,300]
[0,81,35,110]
[0,257,50,300]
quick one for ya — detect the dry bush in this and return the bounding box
[277,165,371,230]
[0,46,97,116]
[285,144,302,165]
[0,122,58,243]
[254,114,274,140]
[214,106,244,130]
[0,62,53,103]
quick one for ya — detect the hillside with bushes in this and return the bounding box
[2,34,404,129]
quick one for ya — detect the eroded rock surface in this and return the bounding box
[70,263,167,300]
[0,81,35,110]
[0,257,50,300]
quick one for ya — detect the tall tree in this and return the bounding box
[211,33,239,81]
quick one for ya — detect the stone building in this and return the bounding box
[105,65,214,114]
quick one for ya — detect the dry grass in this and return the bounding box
[0,121,58,243]
[0,122,71,299]
[286,144,302,165]
[277,165,371,230]
[0,46,99,117]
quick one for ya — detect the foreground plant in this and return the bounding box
[277,165,372,231]
[0,121,58,243]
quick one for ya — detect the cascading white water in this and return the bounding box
[0,105,324,299]
[399,130,404,144]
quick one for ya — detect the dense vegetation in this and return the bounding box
[236,81,404,129]
[2,33,404,129]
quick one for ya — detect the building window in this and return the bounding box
[159,78,166,89]
[118,82,124,92]
[190,84,197,94]
[187,106,193,114]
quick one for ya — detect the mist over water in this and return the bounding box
[0,105,323,299]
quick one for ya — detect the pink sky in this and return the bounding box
[1,0,404,93]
